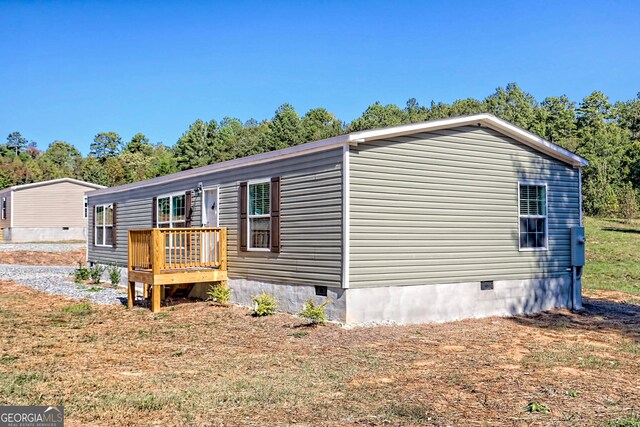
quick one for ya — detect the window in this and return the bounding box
[519,183,547,250]
[83,196,88,219]
[157,194,186,228]
[248,181,270,250]
[95,204,114,246]
[1,197,5,220]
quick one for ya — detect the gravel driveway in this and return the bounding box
[0,264,126,305]
[0,243,85,252]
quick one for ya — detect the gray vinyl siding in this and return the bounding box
[88,148,343,287]
[348,126,580,288]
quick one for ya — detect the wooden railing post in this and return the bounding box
[151,228,163,274]
[219,228,227,272]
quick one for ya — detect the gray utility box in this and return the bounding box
[570,226,586,267]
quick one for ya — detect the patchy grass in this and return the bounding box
[584,217,640,296]
[0,280,638,426]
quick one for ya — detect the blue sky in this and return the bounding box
[1,0,639,154]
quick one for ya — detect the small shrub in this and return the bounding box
[62,302,93,316]
[607,414,640,427]
[207,283,232,306]
[299,298,331,325]
[252,292,277,316]
[89,264,106,284]
[73,262,90,283]
[566,390,581,398]
[525,401,550,414]
[107,263,121,286]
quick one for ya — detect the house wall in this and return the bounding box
[1,181,92,242]
[348,125,580,289]
[87,147,344,288]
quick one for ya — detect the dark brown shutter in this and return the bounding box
[92,205,96,246]
[152,197,157,228]
[239,182,247,251]
[270,176,281,253]
[185,191,193,228]
[111,203,117,248]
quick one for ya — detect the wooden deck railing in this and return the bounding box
[128,227,227,273]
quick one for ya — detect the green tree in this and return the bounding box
[6,132,28,156]
[41,141,81,173]
[450,98,486,117]
[173,119,218,170]
[348,102,407,131]
[615,93,640,141]
[90,132,122,161]
[484,83,540,131]
[301,108,343,142]
[148,144,178,178]
[540,96,577,147]
[124,133,154,156]
[577,91,612,132]
[78,156,109,186]
[265,104,305,150]
[103,157,126,186]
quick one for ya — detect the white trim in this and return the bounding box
[201,186,220,227]
[247,179,271,252]
[9,177,106,192]
[87,114,589,198]
[578,168,583,227]
[342,143,350,289]
[517,182,549,252]
[1,196,6,221]
[94,203,114,247]
[156,192,187,228]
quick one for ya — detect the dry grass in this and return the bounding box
[0,249,86,266]
[0,281,638,426]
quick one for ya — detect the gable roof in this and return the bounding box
[88,113,588,197]
[5,177,106,192]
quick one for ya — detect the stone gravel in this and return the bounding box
[0,264,126,305]
[0,243,85,252]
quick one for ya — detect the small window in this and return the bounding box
[248,181,271,250]
[1,197,6,220]
[157,194,186,228]
[83,196,88,219]
[519,183,547,250]
[95,204,114,246]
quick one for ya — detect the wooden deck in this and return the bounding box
[127,227,227,312]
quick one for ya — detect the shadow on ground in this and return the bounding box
[510,297,640,343]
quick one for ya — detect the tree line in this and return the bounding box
[1,83,638,217]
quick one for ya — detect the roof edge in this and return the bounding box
[8,177,107,192]
[87,113,589,198]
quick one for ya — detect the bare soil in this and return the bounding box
[0,282,638,426]
[0,249,86,266]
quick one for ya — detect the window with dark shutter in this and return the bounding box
[185,191,193,228]
[239,182,248,251]
[241,178,281,253]
[152,197,157,227]
[111,203,117,248]
[270,176,281,253]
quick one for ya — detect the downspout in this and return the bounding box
[342,142,350,290]
[571,168,584,310]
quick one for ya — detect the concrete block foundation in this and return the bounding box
[7,227,87,242]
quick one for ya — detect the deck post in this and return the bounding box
[151,228,163,311]
[219,228,228,288]
[127,281,135,308]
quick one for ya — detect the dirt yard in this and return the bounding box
[0,281,637,426]
[0,249,86,266]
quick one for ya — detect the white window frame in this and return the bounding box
[1,197,6,220]
[156,192,187,228]
[94,204,114,247]
[518,181,549,252]
[247,178,271,252]
[83,196,88,219]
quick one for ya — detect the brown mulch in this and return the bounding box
[0,249,86,266]
[0,280,638,427]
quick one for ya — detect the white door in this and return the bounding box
[202,188,219,227]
